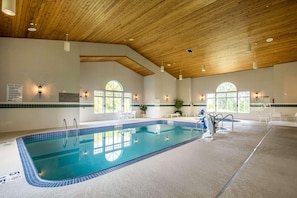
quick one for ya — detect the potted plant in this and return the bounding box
[139,104,147,114]
[174,99,184,115]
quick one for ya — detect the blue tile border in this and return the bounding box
[17,120,204,187]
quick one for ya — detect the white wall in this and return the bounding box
[0,38,80,132]
[0,38,80,101]
[0,38,176,132]
[273,61,297,103]
[0,106,79,132]
[177,78,192,104]
[177,64,297,120]
[191,67,274,103]
[79,61,144,121]
[79,41,177,120]
[158,72,177,104]
[143,71,177,118]
[143,75,155,103]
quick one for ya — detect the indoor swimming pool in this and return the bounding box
[17,120,204,187]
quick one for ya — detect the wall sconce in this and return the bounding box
[255,92,259,101]
[200,94,205,101]
[134,94,138,101]
[84,91,88,99]
[37,85,43,98]
[165,95,169,101]
[1,0,16,16]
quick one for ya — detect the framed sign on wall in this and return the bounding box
[7,84,23,102]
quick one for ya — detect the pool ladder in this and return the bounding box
[73,118,79,146]
[196,113,234,133]
[63,118,79,148]
[63,119,68,148]
[213,113,234,131]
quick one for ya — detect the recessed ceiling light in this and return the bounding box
[167,63,171,66]
[266,38,273,42]
[128,38,134,42]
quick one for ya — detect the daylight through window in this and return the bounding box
[206,82,250,113]
[94,80,132,113]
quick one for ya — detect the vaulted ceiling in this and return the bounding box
[1,0,297,78]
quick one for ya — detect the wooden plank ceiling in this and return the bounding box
[1,0,297,78]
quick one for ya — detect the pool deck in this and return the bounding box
[1,117,297,197]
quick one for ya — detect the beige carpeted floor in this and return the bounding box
[0,118,296,198]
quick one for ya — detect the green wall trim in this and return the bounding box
[1,103,296,109]
[0,103,93,108]
[250,104,297,107]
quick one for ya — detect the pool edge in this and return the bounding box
[17,120,204,187]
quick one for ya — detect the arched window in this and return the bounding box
[216,82,237,112]
[216,82,237,92]
[206,82,250,113]
[105,81,123,113]
[105,80,123,91]
[94,80,132,113]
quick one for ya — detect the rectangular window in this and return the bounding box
[207,91,250,113]
[113,91,123,113]
[216,92,226,112]
[238,91,250,113]
[94,90,132,113]
[105,91,114,113]
[206,93,215,112]
[124,93,132,112]
[216,92,237,113]
[94,91,104,113]
[227,92,237,113]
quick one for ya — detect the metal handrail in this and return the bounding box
[214,113,224,127]
[63,119,68,148]
[73,118,79,146]
[208,113,234,131]
[73,118,78,128]
[220,114,234,130]
[198,113,235,135]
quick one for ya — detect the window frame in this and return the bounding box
[94,80,132,114]
[206,82,250,113]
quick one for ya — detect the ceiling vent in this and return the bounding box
[187,49,193,54]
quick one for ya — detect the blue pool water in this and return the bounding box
[17,120,204,187]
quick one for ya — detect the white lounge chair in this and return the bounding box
[271,112,282,121]
[258,112,270,124]
[127,111,136,119]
